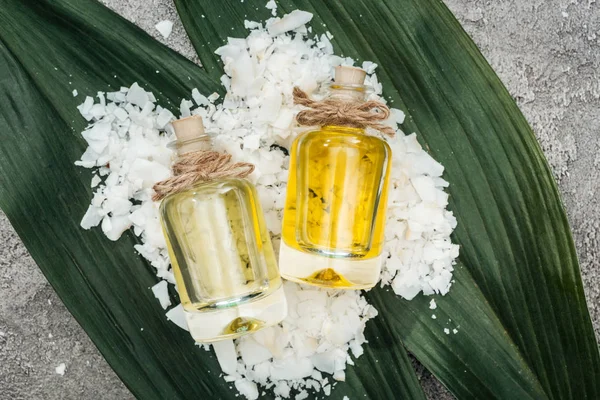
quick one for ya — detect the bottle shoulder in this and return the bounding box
[160,178,255,207]
[293,127,391,153]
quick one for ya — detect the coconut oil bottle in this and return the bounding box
[158,116,287,342]
[280,66,392,289]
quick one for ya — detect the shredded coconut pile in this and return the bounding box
[74,6,458,399]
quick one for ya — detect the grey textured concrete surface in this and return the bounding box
[0,0,598,399]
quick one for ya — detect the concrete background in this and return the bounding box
[0,0,598,399]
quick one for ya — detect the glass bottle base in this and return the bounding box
[185,284,287,343]
[278,241,382,290]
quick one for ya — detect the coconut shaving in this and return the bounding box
[75,6,458,400]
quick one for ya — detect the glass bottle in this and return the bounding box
[159,115,287,343]
[280,66,392,290]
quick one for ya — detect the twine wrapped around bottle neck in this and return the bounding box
[152,150,255,201]
[292,87,396,137]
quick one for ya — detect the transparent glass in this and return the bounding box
[160,177,287,342]
[280,121,391,289]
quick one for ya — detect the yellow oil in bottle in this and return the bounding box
[222,317,264,335]
[162,178,286,342]
[280,125,391,289]
[279,65,392,289]
[158,115,287,343]
[304,268,354,288]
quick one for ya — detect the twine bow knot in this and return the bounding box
[152,150,255,201]
[292,87,395,137]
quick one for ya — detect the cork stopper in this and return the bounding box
[330,66,367,102]
[171,115,210,154]
[172,115,205,142]
[334,66,367,85]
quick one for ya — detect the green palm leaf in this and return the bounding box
[175,0,600,398]
[0,1,423,399]
[0,0,598,399]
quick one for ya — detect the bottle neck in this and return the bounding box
[169,135,212,156]
[326,83,368,102]
[321,125,366,134]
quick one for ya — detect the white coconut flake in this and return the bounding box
[166,304,188,331]
[126,82,150,107]
[391,108,406,125]
[429,299,437,310]
[151,281,171,309]
[361,61,378,74]
[80,205,103,229]
[156,108,174,128]
[238,336,273,366]
[191,88,210,106]
[74,9,458,399]
[265,0,277,16]
[267,10,313,36]
[55,363,66,376]
[235,379,259,400]
[296,390,309,400]
[155,20,174,39]
[214,340,238,376]
[90,174,101,188]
